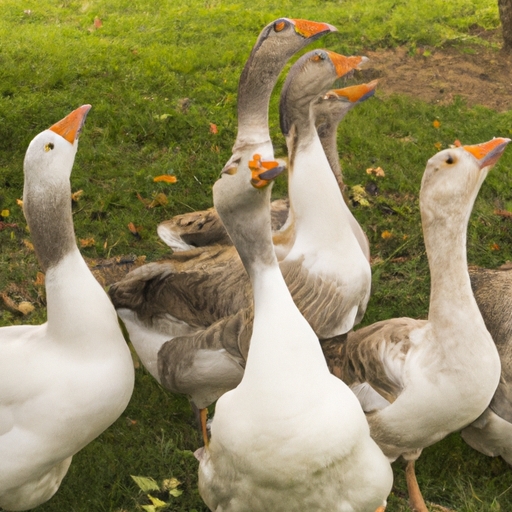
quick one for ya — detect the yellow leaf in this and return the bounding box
[18,302,35,315]
[71,190,84,202]
[381,230,393,239]
[80,237,96,248]
[366,167,385,177]
[434,142,442,150]
[34,272,45,286]
[490,243,500,251]
[16,198,23,207]
[148,193,168,208]
[148,494,167,507]
[23,239,34,251]
[1,209,9,217]
[130,475,160,493]
[350,185,370,207]
[153,175,177,184]
[209,123,218,134]
[433,119,441,128]
[162,478,181,490]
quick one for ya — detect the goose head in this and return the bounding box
[420,138,510,229]
[231,18,337,159]
[214,154,285,270]
[279,49,368,140]
[23,105,91,271]
[314,80,378,133]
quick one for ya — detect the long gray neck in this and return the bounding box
[214,179,277,281]
[316,115,344,188]
[23,178,76,272]
[236,44,292,145]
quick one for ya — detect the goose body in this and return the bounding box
[111,49,370,410]
[196,124,392,512]
[123,59,371,411]
[0,107,134,511]
[322,138,508,510]
[460,266,512,464]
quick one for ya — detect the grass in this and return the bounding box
[1,0,512,510]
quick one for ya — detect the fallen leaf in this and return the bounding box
[34,272,45,286]
[148,193,168,208]
[490,243,500,251]
[153,175,177,184]
[127,222,141,238]
[453,139,462,147]
[94,17,102,28]
[136,192,151,207]
[23,239,34,251]
[0,222,17,231]
[18,302,35,315]
[433,120,441,128]
[434,142,442,150]
[381,230,393,239]
[209,123,218,134]
[350,185,370,207]
[1,209,9,217]
[366,167,385,177]
[80,237,96,248]
[71,190,84,202]
[16,198,23,207]
[494,209,512,218]
[162,478,181,491]
[130,475,160,493]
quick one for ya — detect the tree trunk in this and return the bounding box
[499,0,512,51]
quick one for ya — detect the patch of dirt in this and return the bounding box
[360,44,512,112]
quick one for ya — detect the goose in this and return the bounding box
[321,138,509,512]
[195,134,392,512]
[157,17,337,252]
[0,106,135,511]
[157,82,377,260]
[109,52,369,385]
[459,265,512,464]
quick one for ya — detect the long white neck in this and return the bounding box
[214,181,328,395]
[286,121,363,261]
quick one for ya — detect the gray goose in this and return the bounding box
[157,17,336,251]
[321,138,509,512]
[460,265,512,464]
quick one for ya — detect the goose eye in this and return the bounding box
[44,143,54,152]
[312,52,326,62]
[274,20,286,32]
[446,155,454,164]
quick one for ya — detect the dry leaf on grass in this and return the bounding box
[153,175,177,183]
[80,238,96,248]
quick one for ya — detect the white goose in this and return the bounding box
[0,106,134,511]
[322,138,509,511]
[196,139,392,512]
[157,17,336,252]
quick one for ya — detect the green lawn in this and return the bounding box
[1,0,512,510]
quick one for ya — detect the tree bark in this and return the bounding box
[499,0,512,51]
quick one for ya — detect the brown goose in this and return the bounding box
[109,52,368,379]
[157,83,377,260]
[0,107,134,511]
[460,265,512,464]
[321,138,509,512]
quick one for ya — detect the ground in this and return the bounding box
[363,40,512,112]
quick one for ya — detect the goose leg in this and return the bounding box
[405,460,428,512]
[200,407,209,447]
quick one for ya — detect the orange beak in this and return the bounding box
[326,51,369,79]
[289,19,337,38]
[49,104,92,144]
[463,137,511,169]
[331,80,379,103]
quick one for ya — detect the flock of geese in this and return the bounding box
[0,16,511,512]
